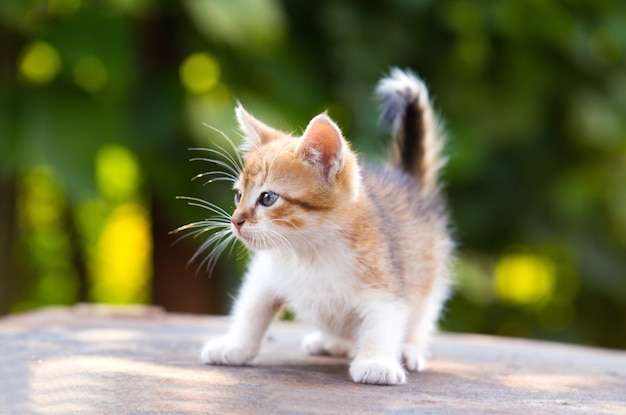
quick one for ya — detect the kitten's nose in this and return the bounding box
[231,214,246,230]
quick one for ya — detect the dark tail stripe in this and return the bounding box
[400,98,424,177]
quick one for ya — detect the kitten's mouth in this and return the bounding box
[233,228,272,251]
[237,235,262,251]
[231,225,247,242]
[232,226,258,250]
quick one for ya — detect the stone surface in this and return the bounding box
[1,305,625,414]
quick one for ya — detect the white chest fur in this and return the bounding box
[251,238,363,339]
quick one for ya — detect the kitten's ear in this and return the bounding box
[236,104,283,150]
[298,113,344,182]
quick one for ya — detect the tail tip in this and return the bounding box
[376,68,429,127]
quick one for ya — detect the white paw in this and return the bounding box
[302,331,326,355]
[200,337,256,366]
[349,359,406,385]
[401,344,427,372]
[302,331,351,357]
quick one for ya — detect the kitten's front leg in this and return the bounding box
[349,301,408,385]
[201,269,282,366]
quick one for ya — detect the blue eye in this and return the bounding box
[259,192,279,207]
[234,190,242,205]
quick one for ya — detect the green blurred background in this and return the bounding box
[1,0,625,350]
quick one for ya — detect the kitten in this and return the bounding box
[192,68,453,385]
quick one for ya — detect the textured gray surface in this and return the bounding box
[1,305,625,414]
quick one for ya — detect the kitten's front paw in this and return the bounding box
[349,359,406,385]
[200,337,256,366]
[401,344,427,372]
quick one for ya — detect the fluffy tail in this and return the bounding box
[376,68,446,194]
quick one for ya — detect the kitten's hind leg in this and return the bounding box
[401,343,427,372]
[400,315,434,372]
[302,330,352,357]
[401,279,449,372]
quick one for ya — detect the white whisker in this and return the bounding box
[197,230,238,273]
[190,155,241,179]
[192,170,239,184]
[175,127,247,276]
[176,196,232,219]
[202,124,245,171]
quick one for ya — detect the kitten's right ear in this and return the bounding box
[236,105,283,150]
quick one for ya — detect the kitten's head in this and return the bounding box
[231,105,360,251]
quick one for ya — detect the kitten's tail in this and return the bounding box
[376,68,446,194]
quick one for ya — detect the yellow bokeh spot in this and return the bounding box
[48,0,81,16]
[179,52,220,94]
[95,144,141,201]
[74,56,108,93]
[20,166,65,227]
[494,253,555,305]
[18,166,80,308]
[18,41,62,85]
[91,203,152,304]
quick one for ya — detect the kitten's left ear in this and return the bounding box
[298,113,344,182]
[236,104,284,150]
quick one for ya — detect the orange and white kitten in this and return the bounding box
[196,69,453,385]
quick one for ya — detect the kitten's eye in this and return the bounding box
[259,192,279,207]
[234,190,242,205]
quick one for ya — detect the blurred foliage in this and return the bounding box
[1,0,625,350]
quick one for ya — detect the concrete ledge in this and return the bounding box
[1,305,625,414]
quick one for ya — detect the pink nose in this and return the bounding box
[231,214,246,230]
